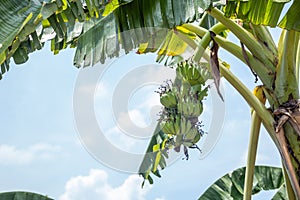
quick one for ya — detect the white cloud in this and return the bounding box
[104,126,149,154]
[95,82,109,98]
[128,109,148,128]
[105,126,137,150]
[137,91,161,111]
[59,169,153,200]
[0,143,61,165]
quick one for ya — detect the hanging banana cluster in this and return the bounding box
[157,60,210,158]
[139,60,210,186]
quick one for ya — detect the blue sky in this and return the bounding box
[0,29,283,200]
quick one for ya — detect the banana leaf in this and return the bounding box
[198,166,286,200]
[224,0,290,27]
[73,0,225,67]
[0,191,53,200]
[0,0,112,79]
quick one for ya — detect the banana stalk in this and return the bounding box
[193,23,226,62]
[208,7,276,71]
[243,111,261,200]
[182,23,274,91]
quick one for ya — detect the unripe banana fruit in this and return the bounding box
[160,91,177,108]
[177,62,205,86]
[179,96,203,118]
[160,115,181,135]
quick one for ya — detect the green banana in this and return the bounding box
[180,81,191,97]
[187,65,193,81]
[192,102,203,117]
[191,84,202,95]
[182,102,189,116]
[179,63,203,86]
[180,117,193,134]
[185,127,198,142]
[159,61,208,149]
[160,120,171,134]
[183,125,201,147]
[198,86,208,101]
[174,134,184,151]
[160,91,177,108]
[180,117,187,134]
[160,120,176,135]
[173,115,181,135]
[179,96,201,118]
[193,131,201,144]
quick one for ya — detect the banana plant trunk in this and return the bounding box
[278,111,300,199]
[271,29,300,199]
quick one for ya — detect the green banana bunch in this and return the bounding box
[141,59,210,185]
[178,96,203,117]
[180,117,193,135]
[174,134,183,152]
[179,80,191,97]
[190,84,202,95]
[160,115,181,135]
[183,127,201,147]
[176,117,201,147]
[160,91,177,109]
[176,62,205,86]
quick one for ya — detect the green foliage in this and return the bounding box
[224,0,290,27]
[0,0,109,79]
[278,0,300,31]
[0,0,227,78]
[0,0,42,79]
[198,166,287,200]
[74,0,223,67]
[0,191,53,200]
[2,0,300,198]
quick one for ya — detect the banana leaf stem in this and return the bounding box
[193,23,226,62]
[207,7,276,72]
[176,30,275,135]
[181,23,274,90]
[243,111,261,200]
[203,50,300,198]
[202,50,277,146]
[249,24,277,56]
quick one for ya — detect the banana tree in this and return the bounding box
[1,0,300,199]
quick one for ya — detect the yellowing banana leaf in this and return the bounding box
[136,27,196,61]
[139,124,168,186]
[224,0,290,27]
[102,0,133,16]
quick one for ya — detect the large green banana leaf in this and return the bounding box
[73,0,225,67]
[0,191,53,200]
[73,0,300,68]
[198,166,286,200]
[1,0,300,79]
[0,0,222,79]
[0,0,124,79]
[224,0,290,27]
